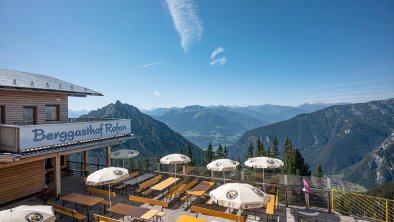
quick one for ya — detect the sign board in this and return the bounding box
[19,119,131,150]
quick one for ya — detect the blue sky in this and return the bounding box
[1,0,393,110]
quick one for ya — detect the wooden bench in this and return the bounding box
[129,195,168,221]
[175,179,199,195]
[93,214,122,222]
[135,175,162,193]
[87,187,116,212]
[191,206,244,222]
[114,171,140,194]
[48,202,87,221]
[164,178,189,199]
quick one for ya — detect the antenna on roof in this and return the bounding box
[13,79,16,85]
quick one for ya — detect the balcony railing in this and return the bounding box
[0,119,132,153]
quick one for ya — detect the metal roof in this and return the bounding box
[0,69,103,96]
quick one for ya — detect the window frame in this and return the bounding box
[45,105,60,122]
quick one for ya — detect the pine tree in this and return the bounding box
[186,142,195,166]
[216,144,224,159]
[315,163,323,177]
[144,158,150,170]
[245,143,255,160]
[293,149,311,176]
[271,135,279,158]
[237,156,243,170]
[224,145,229,159]
[282,137,295,174]
[203,143,214,165]
[255,138,265,157]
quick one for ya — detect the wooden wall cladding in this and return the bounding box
[0,91,68,125]
[0,160,45,204]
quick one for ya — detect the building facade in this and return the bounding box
[0,69,132,205]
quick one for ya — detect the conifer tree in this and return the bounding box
[224,145,229,159]
[216,144,224,159]
[237,156,243,170]
[186,142,195,166]
[271,135,279,158]
[282,137,295,174]
[255,138,265,157]
[245,143,255,160]
[203,143,214,165]
[144,158,150,170]
[293,149,311,176]
[315,163,323,177]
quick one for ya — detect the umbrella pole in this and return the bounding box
[108,184,112,208]
[223,171,225,183]
[263,168,265,192]
[174,164,177,178]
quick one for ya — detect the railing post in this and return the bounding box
[386,199,389,222]
[328,190,332,213]
[284,175,288,207]
[241,170,244,181]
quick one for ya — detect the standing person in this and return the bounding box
[302,178,311,209]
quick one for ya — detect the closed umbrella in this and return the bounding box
[0,205,55,222]
[209,183,270,209]
[207,159,239,183]
[110,149,139,167]
[244,156,283,189]
[160,154,191,178]
[86,167,128,207]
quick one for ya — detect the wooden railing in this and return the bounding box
[0,125,20,152]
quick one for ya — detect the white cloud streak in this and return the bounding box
[154,91,161,96]
[139,61,165,69]
[166,0,203,52]
[210,57,227,66]
[210,47,224,59]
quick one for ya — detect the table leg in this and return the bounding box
[87,206,90,222]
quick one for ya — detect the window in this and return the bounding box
[23,107,36,125]
[46,105,59,121]
[0,106,5,124]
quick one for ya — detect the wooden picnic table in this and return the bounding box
[107,203,158,221]
[123,173,155,195]
[61,193,103,221]
[176,215,207,222]
[187,181,215,196]
[150,177,180,191]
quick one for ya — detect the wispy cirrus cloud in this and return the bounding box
[210,47,224,59]
[126,60,165,71]
[165,0,203,52]
[154,91,161,96]
[210,57,227,66]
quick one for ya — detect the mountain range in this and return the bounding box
[227,98,394,188]
[80,101,204,162]
[144,103,332,148]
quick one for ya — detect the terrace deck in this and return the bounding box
[0,175,341,222]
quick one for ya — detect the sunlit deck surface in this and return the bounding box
[0,175,342,222]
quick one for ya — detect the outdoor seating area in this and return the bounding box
[0,171,340,222]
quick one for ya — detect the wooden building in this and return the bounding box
[0,69,132,205]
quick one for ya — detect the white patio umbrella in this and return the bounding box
[0,205,55,222]
[207,159,239,183]
[160,154,191,178]
[209,183,270,209]
[244,156,283,188]
[86,167,128,207]
[110,149,139,167]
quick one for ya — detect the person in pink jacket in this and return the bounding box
[302,178,311,209]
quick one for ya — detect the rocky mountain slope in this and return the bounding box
[228,98,394,187]
[81,101,204,162]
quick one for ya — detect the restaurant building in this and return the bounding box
[0,69,132,205]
